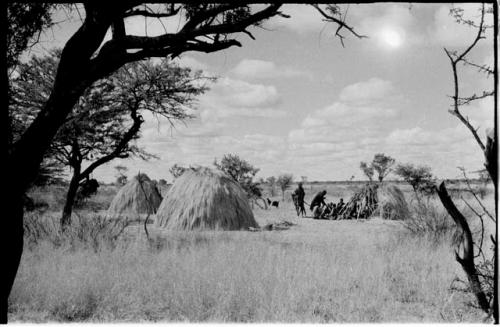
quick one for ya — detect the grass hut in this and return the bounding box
[155,167,258,230]
[336,183,409,220]
[376,184,410,220]
[107,173,162,220]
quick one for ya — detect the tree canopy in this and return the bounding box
[214,154,262,198]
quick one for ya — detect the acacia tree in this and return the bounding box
[394,163,435,197]
[372,153,395,182]
[3,3,362,322]
[360,153,395,182]
[435,4,497,321]
[11,51,209,227]
[214,153,262,199]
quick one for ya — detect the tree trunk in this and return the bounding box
[61,169,81,228]
[436,182,490,313]
[1,190,24,323]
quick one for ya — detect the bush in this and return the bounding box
[403,197,455,241]
[23,212,130,251]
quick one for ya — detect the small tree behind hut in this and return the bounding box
[277,174,294,201]
[114,165,128,186]
[394,163,435,197]
[214,154,262,200]
[372,153,395,182]
[360,153,395,182]
[169,164,188,179]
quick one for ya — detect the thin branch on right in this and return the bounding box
[438,3,497,323]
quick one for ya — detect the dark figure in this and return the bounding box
[267,198,279,208]
[76,178,100,203]
[292,182,306,217]
[310,190,327,219]
[337,198,344,212]
[328,203,337,220]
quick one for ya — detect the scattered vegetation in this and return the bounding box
[360,153,395,182]
[276,174,294,201]
[214,153,262,199]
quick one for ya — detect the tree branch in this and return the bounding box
[79,106,144,181]
[311,4,367,46]
[123,6,180,19]
[436,182,490,313]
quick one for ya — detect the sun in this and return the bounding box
[379,28,403,48]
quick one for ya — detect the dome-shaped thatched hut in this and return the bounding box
[155,167,258,230]
[107,173,162,219]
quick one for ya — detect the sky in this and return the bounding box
[26,3,496,183]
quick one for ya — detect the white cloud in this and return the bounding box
[230,59,310,80]
[209,77,281,109]
[287,78,401,166]
[339,78,394,103]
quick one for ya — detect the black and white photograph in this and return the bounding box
[4,2,497,323]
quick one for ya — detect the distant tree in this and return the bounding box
[360,154,395,182]
[372,153,395,182]
[266,176,277,196]
[359,161,374,182]
[114,165,128,186]
[277,174,294,200]
[394,163,435,196]
[169,164,188,179]
[10,51,210,227]
[214,154,262,198]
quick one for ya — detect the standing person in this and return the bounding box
[293,182,306,217]
[310,190,327,219]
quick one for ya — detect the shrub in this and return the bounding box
[23,212,130,251]
[403,197,455,241]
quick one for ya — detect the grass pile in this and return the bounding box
[337,183,409,220]
[106,173,162,220]
[155,167,258,231]
[376,184,410,220]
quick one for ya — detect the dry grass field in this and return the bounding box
[9,181,494,322]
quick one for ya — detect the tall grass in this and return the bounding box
[10,223,482,322]
[402,196,456,241]
[23,212,130,252]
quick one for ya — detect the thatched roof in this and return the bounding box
[155,167,258,230]
[157,183,172,198]
[335,183,409,220]
[376,184,409,220]
[107,173,162,219]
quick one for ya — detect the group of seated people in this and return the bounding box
[309,190,345,220]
